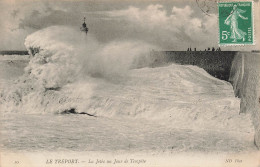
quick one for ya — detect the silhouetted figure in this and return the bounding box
[80,17,88,34]
[212,47,215,51]
[194,48,196,51]
[218,47,221,51]
[208,47,211,51]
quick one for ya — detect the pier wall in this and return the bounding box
[229,52,260,148]
[150,51,237,81]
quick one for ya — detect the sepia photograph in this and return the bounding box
[0,0,260,166]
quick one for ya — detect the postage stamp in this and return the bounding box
[218,1,254,45]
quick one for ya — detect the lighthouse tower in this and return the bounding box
[80,17,88,34]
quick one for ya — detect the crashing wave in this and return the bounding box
[0,26,254,133]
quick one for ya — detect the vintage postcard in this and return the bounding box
[0,0,260,167]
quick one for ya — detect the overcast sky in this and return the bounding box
[0,0,259,51]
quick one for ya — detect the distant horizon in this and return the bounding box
[1,49,259,53]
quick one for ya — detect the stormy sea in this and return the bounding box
[0,26,257,154]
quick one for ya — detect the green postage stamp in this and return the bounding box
[218,1,254,45]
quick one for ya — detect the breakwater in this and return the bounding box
[0,50,29,55]
[150,51,237,81]
[151,51,260,149]
[229,52,260,148]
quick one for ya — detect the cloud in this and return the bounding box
[1,1,256,51]
[11,9,20,18]
[103,4,218,50]
[18,3,78,30]
[0,1,80,50]
[0,1,218,51]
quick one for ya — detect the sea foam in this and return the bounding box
[0,26,254,133]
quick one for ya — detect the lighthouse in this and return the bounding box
[80,17,88,34]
